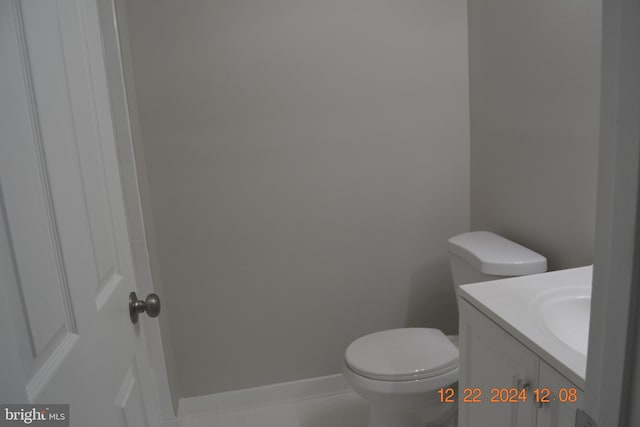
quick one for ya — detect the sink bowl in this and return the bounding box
[533,287,591,355]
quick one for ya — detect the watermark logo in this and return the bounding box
[1,405,68,426]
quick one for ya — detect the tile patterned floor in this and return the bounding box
[182,391,368,427]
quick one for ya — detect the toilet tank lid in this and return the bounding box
[448,231,547,277]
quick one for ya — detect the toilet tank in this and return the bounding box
[447,231,547,300]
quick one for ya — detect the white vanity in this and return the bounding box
[458,266,592,427]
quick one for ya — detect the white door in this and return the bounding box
[0,1,162,426]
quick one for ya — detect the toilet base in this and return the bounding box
[343,362,459,427]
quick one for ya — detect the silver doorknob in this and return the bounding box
[129,291,161,324]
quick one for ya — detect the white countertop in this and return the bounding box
[459,266,592,389]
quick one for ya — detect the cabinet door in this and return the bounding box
[459,300,538,427]
[536,361,583,427]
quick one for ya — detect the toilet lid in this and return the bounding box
[345,328,459,381]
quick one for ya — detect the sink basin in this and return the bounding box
[460,266,593,386]
[533,287,591,355]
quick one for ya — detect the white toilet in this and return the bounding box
[342,231,547,427]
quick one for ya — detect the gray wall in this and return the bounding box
[468,0,601,270]
[123,0,470,396]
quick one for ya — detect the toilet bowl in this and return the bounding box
[343,231,548,427]
[343,328,458,427]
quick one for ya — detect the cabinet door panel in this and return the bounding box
[536,361,583,427]
[459,300,538,427]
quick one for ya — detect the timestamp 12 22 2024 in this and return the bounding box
[438,387,578,404]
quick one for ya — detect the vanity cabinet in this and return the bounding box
[458,299,583,427]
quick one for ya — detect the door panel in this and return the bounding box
[459,300,538,427]
[115,362,150,427]
[536,361,583,427]
[0,1,160,425]
[0,0,89,403]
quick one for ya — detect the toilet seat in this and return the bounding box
[345,328,458,381]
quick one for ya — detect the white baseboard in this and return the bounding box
[178,374,351,419]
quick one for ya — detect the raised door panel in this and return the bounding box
[536,361,582,427]
[0,0,84,401]
[114,361,150,427]
[459,300,538,427]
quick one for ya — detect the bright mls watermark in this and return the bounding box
[1,405,68,426]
